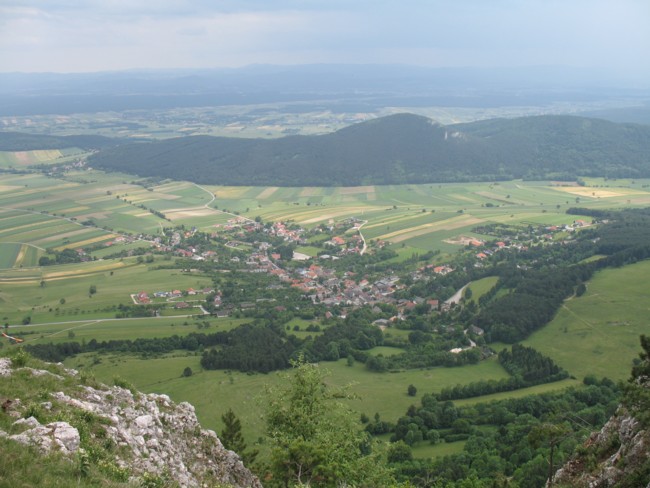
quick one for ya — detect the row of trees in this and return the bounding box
[436,344,569,401]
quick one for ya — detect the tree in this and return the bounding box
[528,422,571,487]
[622,335,650,426]
[221,408,257,465]
[387,441,412,463]
[264,358,393,487]
[182,366,193,377]
[407,384,417,397]
[89,285,97,295]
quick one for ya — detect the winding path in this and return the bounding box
[358,220,368,255]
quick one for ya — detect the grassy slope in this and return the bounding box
[523,259,650,381]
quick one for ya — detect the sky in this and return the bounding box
[1,0,649,77]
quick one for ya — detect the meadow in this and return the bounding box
[64,352,513,459]
[522,258,650,381]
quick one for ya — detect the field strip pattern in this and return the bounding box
[378,214,484,243]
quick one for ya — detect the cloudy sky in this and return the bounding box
[1,0,648,77]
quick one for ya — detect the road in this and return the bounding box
[445,283,470,305]
[358,221,368,255]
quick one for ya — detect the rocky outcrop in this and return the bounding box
[551,407,650,487]
[7,418,80,454]
[0,358,262,488]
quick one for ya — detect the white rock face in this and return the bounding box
[9,420,80,455]
[0,359,261,488]
[0,358,12,377]
[49,387,261,487]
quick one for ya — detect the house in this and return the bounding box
[468,325,485,336]
[136,292,150,303]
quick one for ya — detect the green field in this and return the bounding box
[68,353,512,454]
[0,242,22,268]
[207,179,650,258]
[13,316,248,345]
[4,172,650,269]
[0,258,213,325]
[523,259,650,381]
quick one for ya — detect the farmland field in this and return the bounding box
[0,148,89,168]
[0,258,213,324]
[0,242,22,268]
[3,171,650,267]
[207,178,650,259]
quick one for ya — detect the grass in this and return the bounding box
[72,353,512,452]
[412,439,467,459]
[466,276,499,304]
[0,258,213,325]
[0,242,21,268]
[13,317,248,345]
[523,259,650,381]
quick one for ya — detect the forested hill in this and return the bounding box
[0,131,120,151]
[75,114,650,184]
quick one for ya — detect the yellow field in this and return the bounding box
[256,187,279,199]
[52,234,116,251]
[339,185,376,195]
[166,208,221,220]
[4,149,64,165]
[552,186,636,198]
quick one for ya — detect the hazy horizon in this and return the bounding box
[1,0,649,81]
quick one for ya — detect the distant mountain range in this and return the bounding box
[1,65,648,116]
[83,114,650,186]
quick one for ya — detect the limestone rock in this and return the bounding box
[1,357,261,487]
[0,358,12,377]
[9,421,80,455]
[551,407,650,487]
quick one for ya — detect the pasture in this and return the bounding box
[67,352,513,456]
[11,316,248,346]
[523,259,650,381]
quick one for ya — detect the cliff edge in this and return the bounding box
[0,356,261,487]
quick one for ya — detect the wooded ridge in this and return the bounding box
[81,114,650,185]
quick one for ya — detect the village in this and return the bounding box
[120,214,587,325]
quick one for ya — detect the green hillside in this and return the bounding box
[84,114,650,186]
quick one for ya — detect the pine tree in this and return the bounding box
[220,408,257,465]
